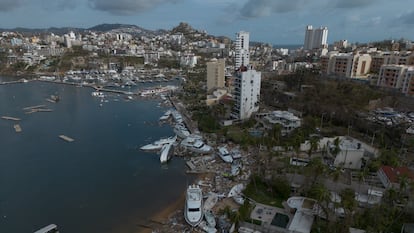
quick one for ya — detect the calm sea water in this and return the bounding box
[0,79,189,233]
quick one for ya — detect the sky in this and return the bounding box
[0,0,413,44]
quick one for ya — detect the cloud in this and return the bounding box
[88,0,181,15]
[335,0,377,8]
[397,11,414,25]
[0,0,24,11]
[239,0,306,18]
[41,0,78,10]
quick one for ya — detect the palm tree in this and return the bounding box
[340,188,357,233]
[307,136,319,158]
[308,183,331,220]
[306,157,327,185]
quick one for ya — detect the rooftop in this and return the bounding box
[380,166,414,183]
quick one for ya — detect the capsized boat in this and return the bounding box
[217,146,233,163]
[160,143,174,163]
[185,184,204,227]
[140,135,177,151]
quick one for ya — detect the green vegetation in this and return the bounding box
[243,175,289,208]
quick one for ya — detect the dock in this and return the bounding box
[59,135,74,142]
[14,124,22,132]
[1,116,21,121]
[23,105,46,110]
[25,108,53,114]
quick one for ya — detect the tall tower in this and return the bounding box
[304,25,314,50]
[206,58,225,92]
[231,66,261,120]
[235,31,250,69]
[304,25,328,50]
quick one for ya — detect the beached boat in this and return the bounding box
[199,221,217,233]
[174,123,191,138]
[185,184,204,227]
[181,135,212,154]
[160,143,174,163]
[217,146,233,163]
[228,184,244,197]
[204,210,216,228]
[159,110,172,121]
[140,135,177,151]
[203,193,218,211]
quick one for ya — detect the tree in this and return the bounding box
[340,188,357,232]
[306,157,327,185]
[307,136,319,158]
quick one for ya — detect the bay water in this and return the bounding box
[0,79,189,233]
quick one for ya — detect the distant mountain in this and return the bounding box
[0,23,165,37]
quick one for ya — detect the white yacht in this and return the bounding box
[217,146,233,163]
[181,135,212,154]
[159,110,172,121]
[174,123,191,138]
[185,184,204,227]
[160,143,174,163]
[140,135,177,151]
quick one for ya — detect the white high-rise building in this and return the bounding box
[231,66,261,120]
[304,25,328,50]
[235,31,250,69]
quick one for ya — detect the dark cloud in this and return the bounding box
[398,11,414,25]
[88,0,181,15]
[240,0,305,18]
[0,0,24,12]
[41,0,78,10]
[335,0,377,8]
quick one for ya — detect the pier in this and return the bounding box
[59,135,74,142]
[23,105,46,110]
[1,116,21,121]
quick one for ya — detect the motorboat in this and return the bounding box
[199,221,217,233]
[140,135,177,151]
[34,224,59,233]
[217,146,233,163]
[174,123,191,138]
[184,184,204,227]
[204,210,216,228]
[181,135,212,154]
[203,193,218,211]
[91,91,105,98]
[159,110,172,121]
[160,143,174,163]
[228,184,244,197]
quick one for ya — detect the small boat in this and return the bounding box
[199,221,217,233]
[140,135,177,151]
[159,110,172,121]
[228,184,244,198]
[185,184,204,227]
[204,210,216,228]
[231,162,241,176]
[203,193,218,211]
[160,143,174,163]
[217,146,233,163]
[91,91,105,98]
